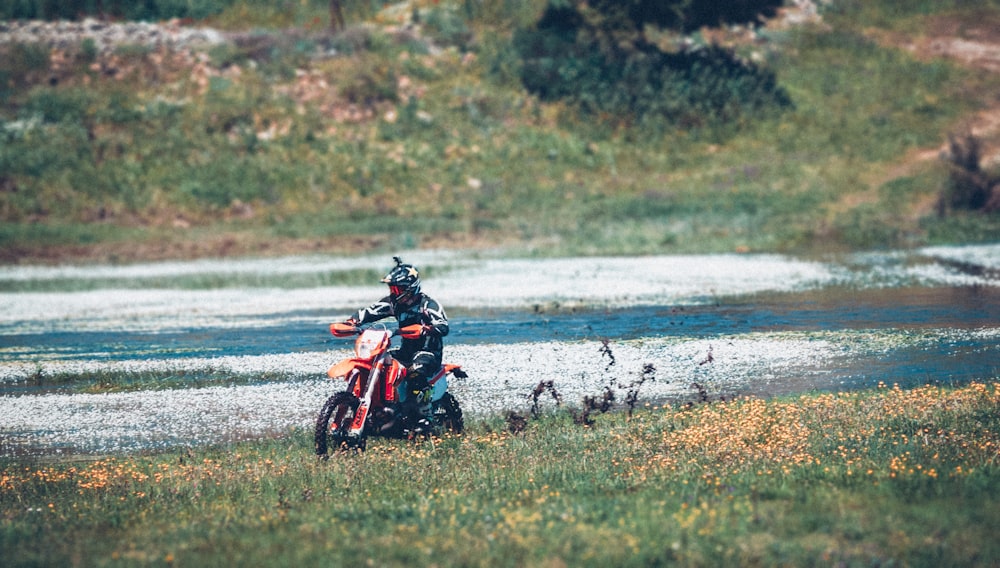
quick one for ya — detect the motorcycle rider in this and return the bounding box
[335,256,449,432]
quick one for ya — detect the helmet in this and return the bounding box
[381,256,421,304]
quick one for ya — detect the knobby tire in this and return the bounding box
[434,392,464,435]
[314,391,360,456]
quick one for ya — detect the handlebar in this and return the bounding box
[329,322,426,339]
[397,323,427,339]
[329,322,360,337]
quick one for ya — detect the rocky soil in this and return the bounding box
[0,18,225,54]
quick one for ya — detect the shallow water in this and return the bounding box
[1,245,998,456]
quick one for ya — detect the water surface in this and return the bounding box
[1,246,997,455]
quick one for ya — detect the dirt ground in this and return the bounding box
[0,227,517,266]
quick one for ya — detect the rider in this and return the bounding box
[336,256,449,430]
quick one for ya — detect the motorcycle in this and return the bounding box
[315,322,465,455]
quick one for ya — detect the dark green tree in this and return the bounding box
[577,0,784,53]
[515,0,791,132]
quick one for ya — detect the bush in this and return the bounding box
[939,131,1000,213]
[341,59,398,104]
[420,5,474,51]
[513,0,793,135]
[516,29,793,132]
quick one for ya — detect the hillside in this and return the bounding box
[1,1,999,264]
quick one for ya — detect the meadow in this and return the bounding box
[2,381,998,566]
[2,0,999,262]
[3,2,1000,565]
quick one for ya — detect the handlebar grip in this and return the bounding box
[398,323,426,339]
[330,322,360,337]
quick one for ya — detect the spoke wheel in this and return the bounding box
[314,391,360,456]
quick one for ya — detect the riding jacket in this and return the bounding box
[350,293,449,366]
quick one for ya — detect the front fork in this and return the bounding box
[345,358,385,444]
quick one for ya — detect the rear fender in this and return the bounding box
[430,375,448,401]
[429,364,464,386]
[443,364,465,377]
[427,364,463,401]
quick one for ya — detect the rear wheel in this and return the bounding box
[315,391,360,456]
[433,392,464,435]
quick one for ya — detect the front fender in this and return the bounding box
[328,358,372,379]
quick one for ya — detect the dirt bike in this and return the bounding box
[315,322,465,455]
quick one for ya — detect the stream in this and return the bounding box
[1,245,997,457]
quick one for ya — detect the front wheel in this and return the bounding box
[315,391,361,456]
[433,392,464,435]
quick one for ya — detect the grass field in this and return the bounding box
[2,1,999,262]
[3,2,1000,565]
[3,382,998,566]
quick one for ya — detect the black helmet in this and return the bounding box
[382,256,421,304]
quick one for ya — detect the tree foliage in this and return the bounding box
[515,0,791,132]
[0,0,237,20]
[579,0,785,46]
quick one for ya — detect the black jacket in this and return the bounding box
[351,293,449,362]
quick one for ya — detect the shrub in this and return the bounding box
[420,5,474,51]
[514,1,793,134]
[516,31,793,132]
[939,130,1000,213]
[341,59,398,104]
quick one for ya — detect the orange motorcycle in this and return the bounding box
[315,322,465,454]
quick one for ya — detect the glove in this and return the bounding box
[330,319,359,337]
[399,323,430,339]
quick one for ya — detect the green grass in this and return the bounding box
[5,368,306,393]
[2,0,999,260]
[0,265,383,292]
[2,382,998,566]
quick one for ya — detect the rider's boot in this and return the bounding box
[404,392,433,432]
[379,407,399,433]
[404,386,434,436]
[414,397,433,433]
